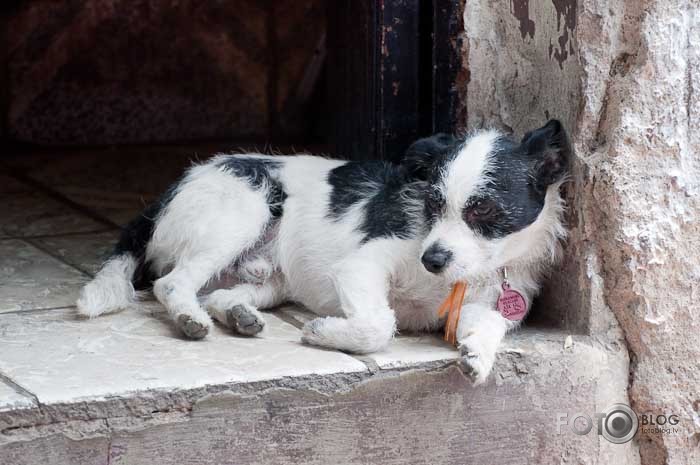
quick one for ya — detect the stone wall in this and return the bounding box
[458,1,699,464]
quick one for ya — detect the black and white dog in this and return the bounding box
[77,120,569,383]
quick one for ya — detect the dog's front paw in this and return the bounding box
[458,335,496,385]
[301,317,331,348]
[301,316,393,354]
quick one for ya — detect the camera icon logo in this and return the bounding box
[600,403,639,444]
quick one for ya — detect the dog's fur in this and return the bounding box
[77,119,570,383]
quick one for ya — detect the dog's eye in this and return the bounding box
[463,200,496,223]
[472,202,493,217]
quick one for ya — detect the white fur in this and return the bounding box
[76,254,138,317]
[441,130,500,207]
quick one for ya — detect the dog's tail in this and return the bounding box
[76,197,167,317]
[76,252,141,318]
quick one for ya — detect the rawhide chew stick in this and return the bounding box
[437,281,467,345]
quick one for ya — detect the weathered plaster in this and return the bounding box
[460,1,700,464]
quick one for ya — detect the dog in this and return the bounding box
[77,119,569,384]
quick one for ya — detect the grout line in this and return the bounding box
[22,237,96,278]
[1,167,122,229]
[0,228,119,241]
[0,372,41,408]
[270,309,304,330]
[0,305,76,316]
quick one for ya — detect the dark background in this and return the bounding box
[0,0,464,160]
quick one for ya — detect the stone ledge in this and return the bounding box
[0,302,637,464]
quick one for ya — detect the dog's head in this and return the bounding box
[415,119,570,280]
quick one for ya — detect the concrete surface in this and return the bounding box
[0,304,635,465]
[0,382,35,413]
[0,305,368,405]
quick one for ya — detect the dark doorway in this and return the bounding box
[1,1,329,148]
[1,1,464,159]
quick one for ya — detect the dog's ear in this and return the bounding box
[522,119,571,193]
[400,133,458,180]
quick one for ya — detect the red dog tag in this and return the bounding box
[497,282,527,321]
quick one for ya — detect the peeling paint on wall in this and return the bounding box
[511,0,535,40]
[550,0,577,68]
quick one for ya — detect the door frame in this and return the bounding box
[327,0,466,161]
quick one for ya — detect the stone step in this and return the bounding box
[0,304,636,465]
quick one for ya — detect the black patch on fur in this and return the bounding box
[362,177,426,242]
[399,133,460,181]
[522,119,571,194]
[424,185,447,226]
[266,179,287,218]
[327,161,427,242]
[218,156,287,218]
[218,157,282,188]
[457,119,570,239]
[327,162,381,218]
[113,182,179,289]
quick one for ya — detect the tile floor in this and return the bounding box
[0,145,459,408]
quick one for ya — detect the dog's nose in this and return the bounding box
[421,245,452,273]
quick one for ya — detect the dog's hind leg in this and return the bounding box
[204,274,287,336]
[149,162,277,339]
[153,256,230,339]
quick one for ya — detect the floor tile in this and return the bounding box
[278,306,459,369]
[0,239,88,313]
[30,231,120,276]
[18,148,206,226]
[0,304,367,404]
[0,380,35,412]
[0,174,30,196]
[366,335,458,369]
[275,305,317,327]
[0,190,106,238]
[49,187,151,227]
